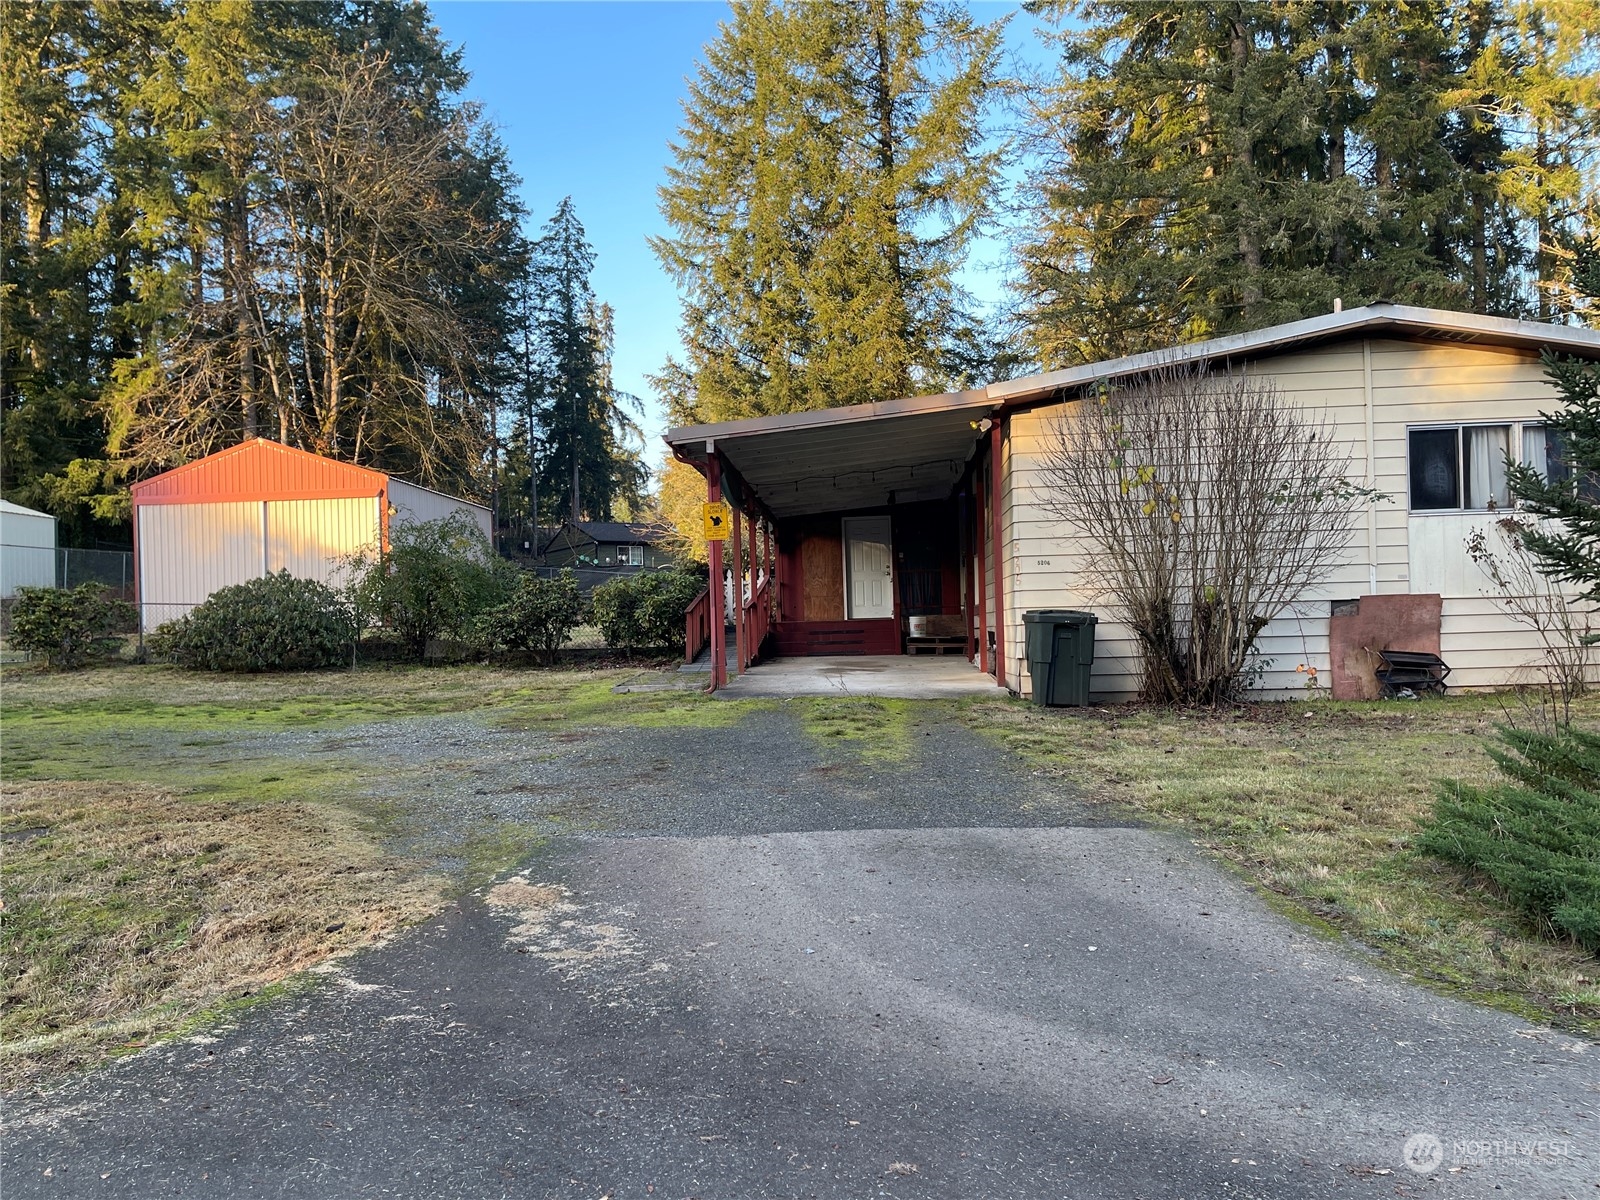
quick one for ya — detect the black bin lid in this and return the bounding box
[1022,609,1098,625]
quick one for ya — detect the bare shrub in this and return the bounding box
[1467,515,1594,725]
[1036,364,1370,704]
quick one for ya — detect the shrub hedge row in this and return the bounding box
[14,518,707,673]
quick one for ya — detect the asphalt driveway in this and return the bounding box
[3,701,1593,1198]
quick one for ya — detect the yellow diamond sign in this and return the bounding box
[703,501,731,541]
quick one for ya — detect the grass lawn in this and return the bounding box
[0,661,707,1089]
[964,693,1600,1037]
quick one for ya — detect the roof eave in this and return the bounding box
[663,387,994,458]
[985,304,1600,405]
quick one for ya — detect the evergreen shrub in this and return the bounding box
[8,584,134,670]
[592,570,705,652]
[151,571,353,672]
[473,570,585,665]
[1418,724,1600,953]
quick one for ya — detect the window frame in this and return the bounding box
[1406,420,1543,515]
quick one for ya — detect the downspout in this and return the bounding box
[1363,339,1378,593]
[990,419,1007,691]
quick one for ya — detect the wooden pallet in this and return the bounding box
[906,637,968,656]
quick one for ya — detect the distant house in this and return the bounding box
[540,520,673,571]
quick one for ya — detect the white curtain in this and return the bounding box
[1523,425,1548,480]
[1465,425,1510,509]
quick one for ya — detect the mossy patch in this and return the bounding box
[493,675,764,731]
[790,696,924,762]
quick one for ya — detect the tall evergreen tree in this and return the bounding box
[1,0,526,537]
[1506,236,1600,599]
[524,198,644,523]
[1019,0,1600,368]
[652,0,1006,425]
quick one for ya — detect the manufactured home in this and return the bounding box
[130,438,491,632]
[664,304,1600,699]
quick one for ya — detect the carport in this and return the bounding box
[665,389,1011,693]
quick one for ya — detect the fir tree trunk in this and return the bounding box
[1229,11,1263,313]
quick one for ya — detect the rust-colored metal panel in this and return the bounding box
[1329,594,1443,700]
[131,438,387,505]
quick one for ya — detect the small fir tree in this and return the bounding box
[1505,237,1600,603]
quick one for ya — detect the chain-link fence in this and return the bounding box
[58,548,135,599]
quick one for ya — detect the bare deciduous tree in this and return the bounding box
[1466,515,1594,725]
[106,54,518,496]
[1036,364,1371,704]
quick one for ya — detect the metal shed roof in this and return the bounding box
[0,498,55,521]
[131,438,389,505]
[663,304,1600,518]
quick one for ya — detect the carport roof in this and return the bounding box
[665,389,996,518]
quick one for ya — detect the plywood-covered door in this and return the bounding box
[843,516,893,619]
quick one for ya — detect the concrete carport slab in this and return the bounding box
[716,654,1008,699]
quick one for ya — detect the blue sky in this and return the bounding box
[426,1,1050,456]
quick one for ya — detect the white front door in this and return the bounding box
[843,516,894,619]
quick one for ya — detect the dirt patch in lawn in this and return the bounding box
[0,780,444,1090]
[968,695,1600,1036]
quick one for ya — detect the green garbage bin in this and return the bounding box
[1023,610,1098,707]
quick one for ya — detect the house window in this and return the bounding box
[1408,424,1514,511]
[1408,421,1597,512]
[621,544,644,566]
[1522,423,1600,497]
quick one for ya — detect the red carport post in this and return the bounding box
[961,489,975,663]
[990,420,1006,690]
[977,470,989,676]
[706,448,726,691]
[730,499,745,673]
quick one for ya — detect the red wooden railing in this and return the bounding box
[741,576,773,670]
[684,587,712,664]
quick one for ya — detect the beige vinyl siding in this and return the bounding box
[1439,597,1598,690]
[1003,336,1575,699]
[1371,339,1588,688]
[138,501,265,631]
[266,498,382,586]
